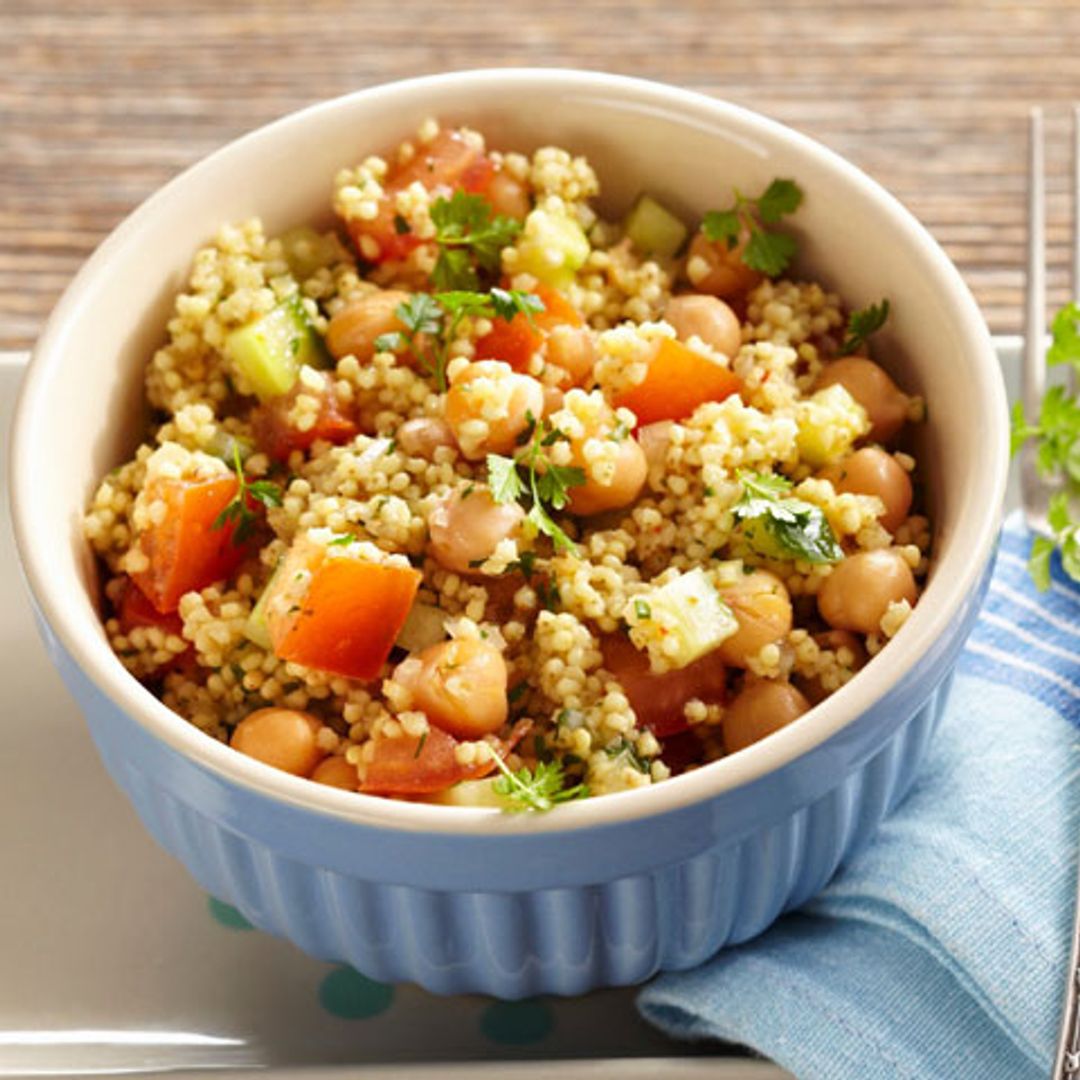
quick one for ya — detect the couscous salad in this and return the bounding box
[85,120,927,810]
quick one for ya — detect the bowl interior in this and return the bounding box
[12,69,1007,831]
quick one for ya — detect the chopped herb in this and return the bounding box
[732,470,843,564]
[605,737,649,774]
[486,414,585,555]
[702,178,804,277]
[430,191,522,291]
[413,731,428,759]
[393,213,411,235]
[840,299,890,356]
[211,444,283,545]
[376,287,543,393]
[508,681,529,704]
[327,534,355,547]
[490,755,589,812]
[609,417,632,441]
[704,485,716,497]
[505,549,537,579]
[633,598,652,620]
[536,577,561,611]
[229,662,245,683]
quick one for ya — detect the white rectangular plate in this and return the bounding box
[0,341,1021,1077]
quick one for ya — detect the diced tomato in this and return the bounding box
[264,538,422,681]
[118,576,185,636]
[659,730,705,775]
[251,370,358,462]
[613,337,742,426]
[345,129,492,265]
[132,475,251,614]
[115,576,195,677]
[601,633,728,738]
[360,719,531,796]
[473,285,585,373]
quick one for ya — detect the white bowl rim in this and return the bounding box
[10,67,1008,837]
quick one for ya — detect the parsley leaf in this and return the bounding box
[1029,535,1055,592]
[486,453,525,504]
[732,470,843,564]
[486,415,584,554]
[1048,302,1080,372]
[840,299,891,356]
[701,178,804,277]
[756,178,804,223]
[212,444,283,546]
[378,288,545,393]
[430,191,522,291]
[490,754,589,812]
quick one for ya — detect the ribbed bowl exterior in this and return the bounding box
[35,555,987,998]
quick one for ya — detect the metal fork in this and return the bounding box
[1027,106,1080,1080]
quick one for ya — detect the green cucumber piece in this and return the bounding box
[244,562,282,650]
[224,294,329,401]
[515,207,591,288]
[624,194,688,258]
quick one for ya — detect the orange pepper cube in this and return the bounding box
[613,337,742,426]
[264,539,421,681]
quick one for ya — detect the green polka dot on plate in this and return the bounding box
[319,966,395,1020]
[207,896,253,930]
[480,999,555,1045]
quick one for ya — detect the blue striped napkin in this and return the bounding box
[639,516,1080,1079]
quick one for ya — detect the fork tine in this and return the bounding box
[1024,106,1046,424]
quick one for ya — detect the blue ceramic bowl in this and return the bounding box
[10,70,1008,997]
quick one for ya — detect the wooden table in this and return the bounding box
[6,0,1080,350]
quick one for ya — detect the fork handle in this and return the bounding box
[1053,845,1080,1078]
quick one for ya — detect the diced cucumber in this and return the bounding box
[395,601,449,653]
[224,294,329,401]
[431,778,510,808]
[278,226,346,281]
[244,563,282,650]
[624,194,688,258]
[624,567,738,670]
[206,430,255,464]
[514,206,591,288]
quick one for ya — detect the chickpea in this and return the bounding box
[686,230,763,301]
[444,361,545,460]
[542,383,565,417]
[428,485,525,574]
[310,755,360,791]
[397,416,457,458]
[820,447,913,533]
[718,570,793,668]
[566,435,648,516]
[664,294,742,358]
[723,680,810,754]
[817,549,917,635]
[326,289,412,362]
[547,323,596,385]
[486,171,531,221]
[816,357,910,444]
[393,638,508,739]
[230,708,325,777]
[637,421,673,470]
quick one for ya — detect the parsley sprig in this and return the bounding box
[732,470,843,564]
[487,415,585,554]
[840,299,890,356]
[701,178,804,277]
[430,191,522,291]
[1010,303,1080,590]
[490,753,589,812]
[375,288,544,393]
[212,445,283,545]
[1028,493,1080,590]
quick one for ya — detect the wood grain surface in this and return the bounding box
[6,0,1080,349]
